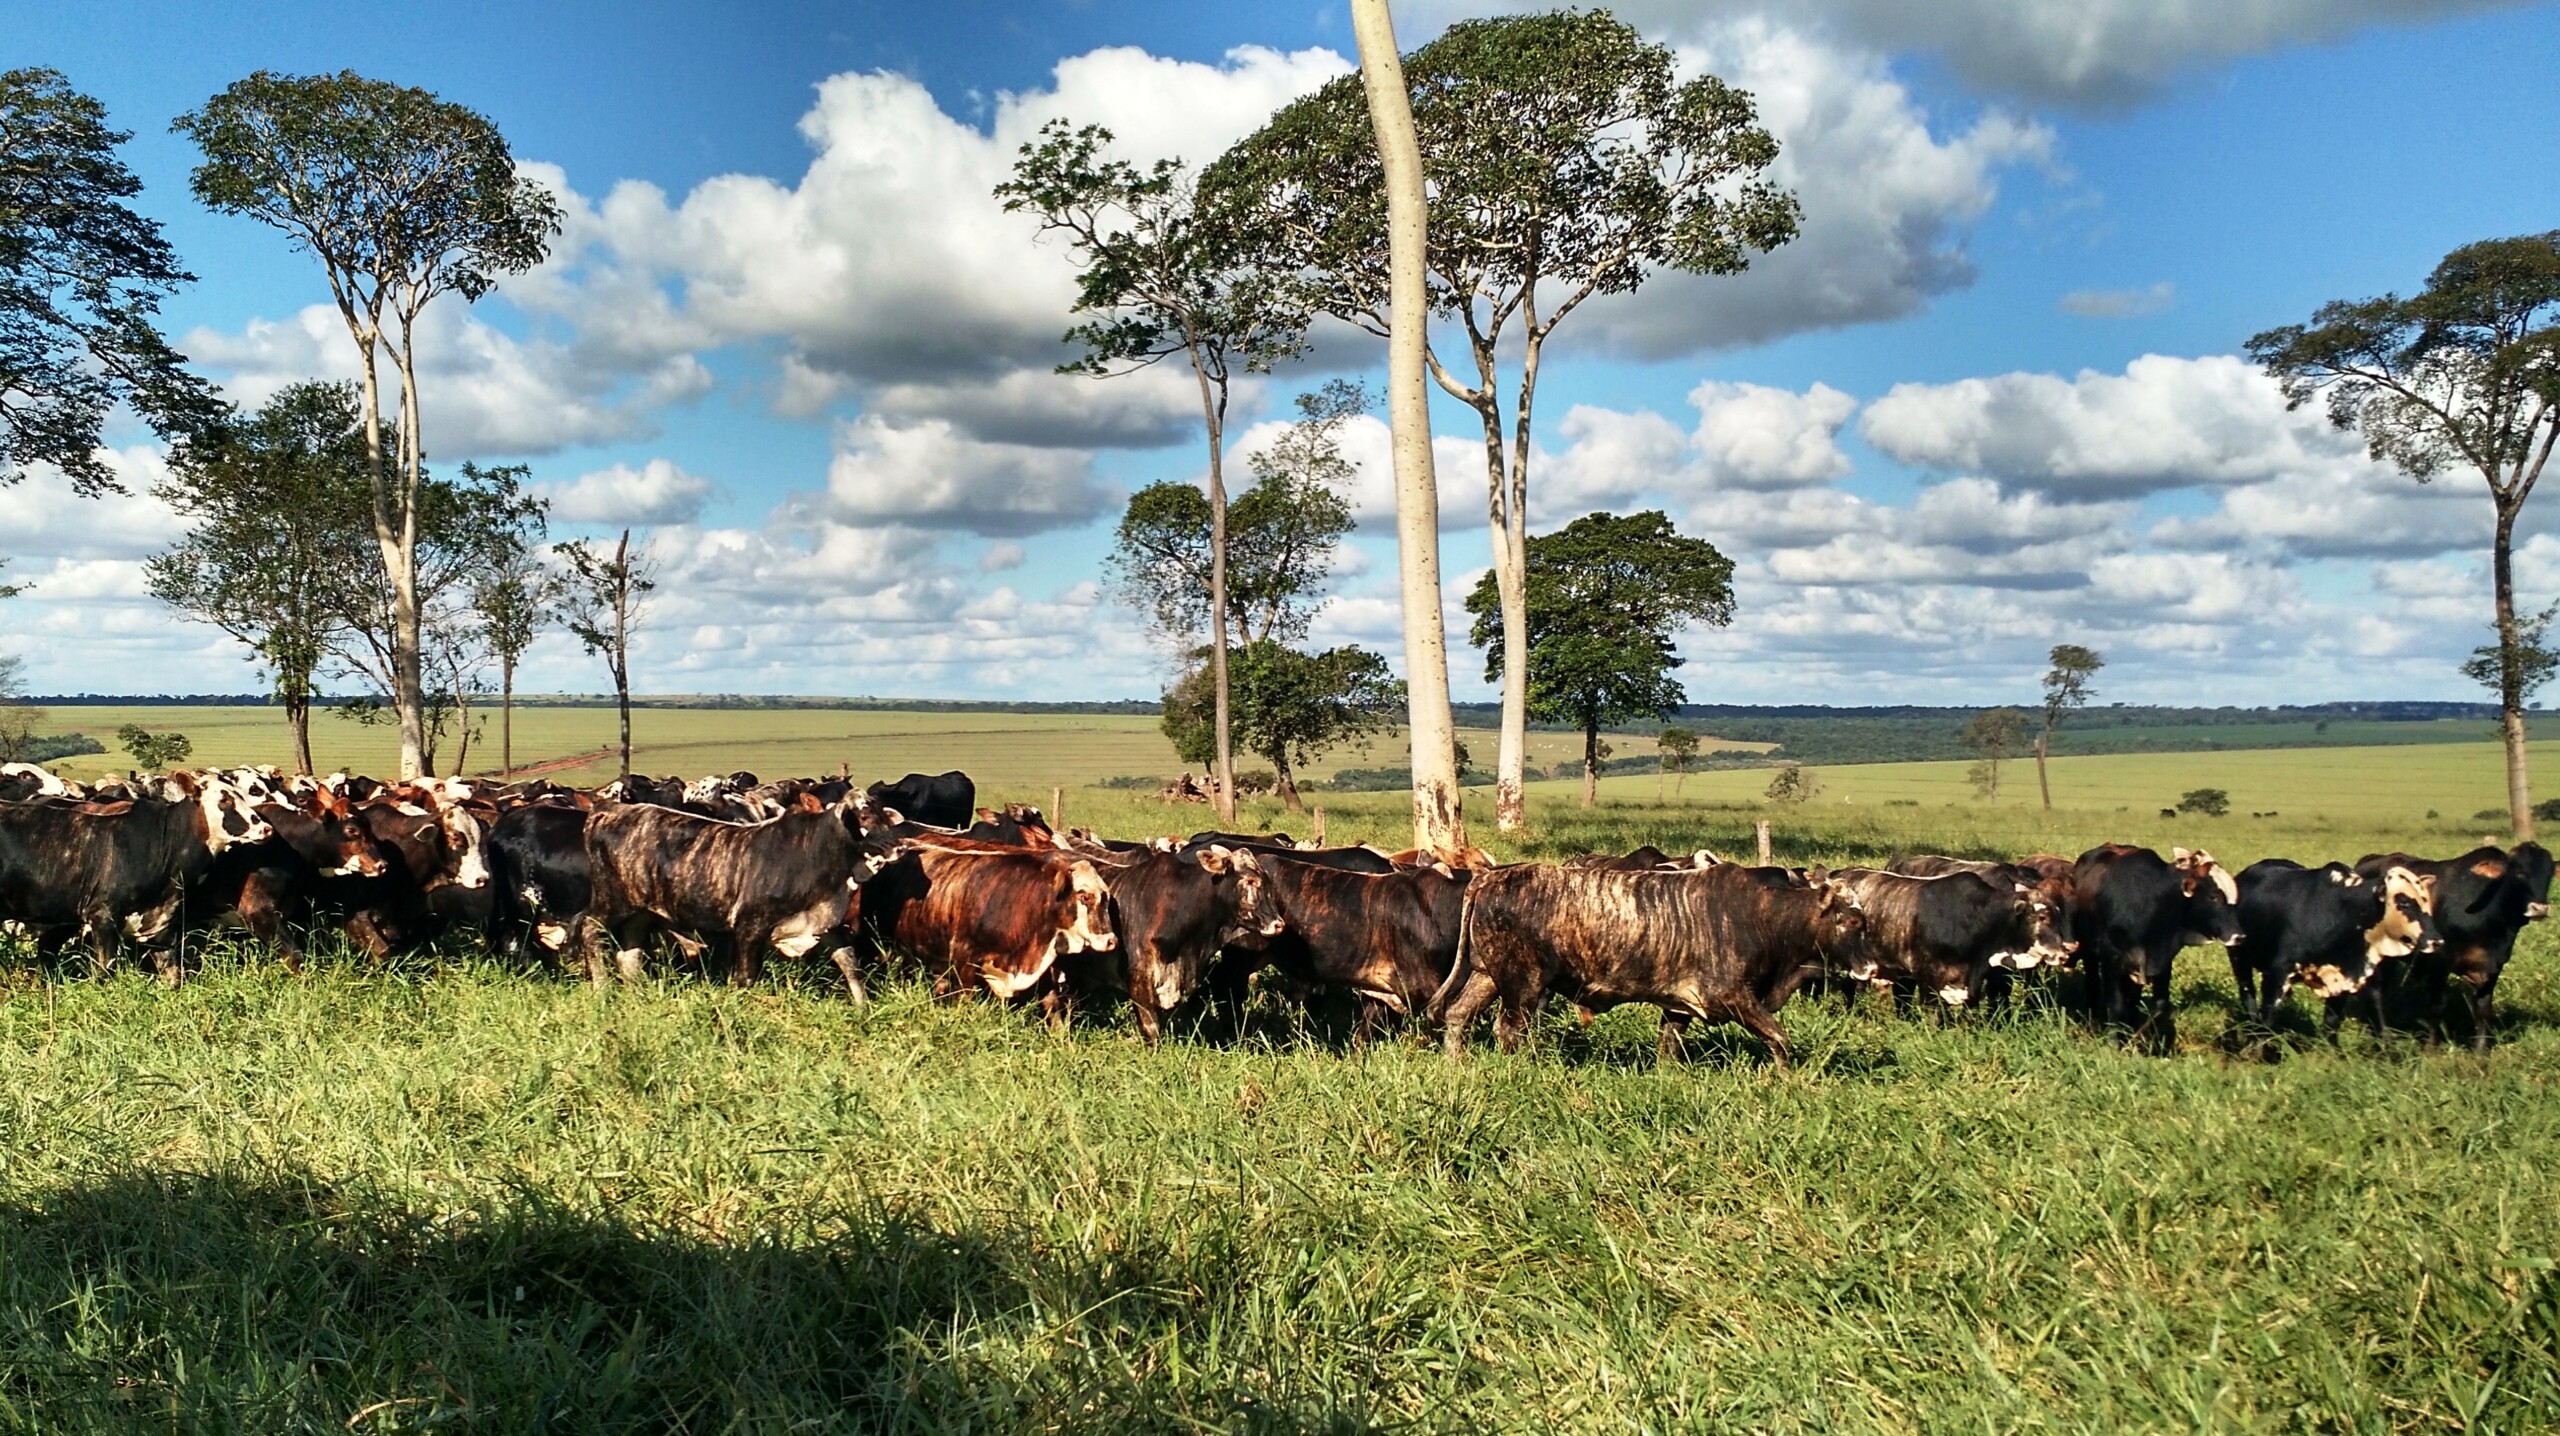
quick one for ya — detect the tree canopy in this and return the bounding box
[1,67,219,494]
[1466,509,1734,803]
[1163,640,1404,809]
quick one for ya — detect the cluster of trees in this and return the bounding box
[0,65,658,781]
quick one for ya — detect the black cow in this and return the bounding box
[1215,841,1398,875]
[1433,863,1869,1067]
[190,797,390,969]
[2230,860,2439,1026]
[2341,843,2554,1049]
[2073,844,2244,1052]
[1087,846,1280,1043]
[1220,856,1472,1043]
[583,798,898,992]
[0,774,275,981]
[486,802,594,960]
[868,771,975,829]
[1835,867,2072,1007]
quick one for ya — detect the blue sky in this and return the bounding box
[5,0,2558,705]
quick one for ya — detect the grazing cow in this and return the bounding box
[2229,860,2440,1024]
[1090,846,1281,1042]
[1835,867,2072,1006]
[2073,845,2243,1052]
[1888,855,2077,961]
[1221,856,1473,1043]
[1432,863,1869,1067]
[486,803,593,959]
[0,773,275,980]
[582,798,898,993]
[860,845,1116,1002]
[191,796,390,969]
[868,771,976,829]
[2341,843,2554,1049]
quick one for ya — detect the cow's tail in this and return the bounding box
[1428,891,1479,1027]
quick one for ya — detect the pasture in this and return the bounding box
[4,714,2559,1431]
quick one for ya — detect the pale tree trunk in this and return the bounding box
[1196,363,1238,827]
[1492,332,1542,836]
[1274,752,1303,813]
[286,696,313,777]
[451,683,475,777]
[613,530,635,784]
[2495,505,2534,842]
[1582,721,1599,809]
[500,657,515,778]
[352,333,424,781]
[1353,0,1465,859]
[392,323,428,781]
[2035,729,2052,811]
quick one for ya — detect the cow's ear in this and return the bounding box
[2331,869,2349,884]
[2172,847,2192,864]
[1196,845,1232,875]
[1807,864,1828,885]
[794,792,823,814]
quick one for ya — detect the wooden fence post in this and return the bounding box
[1756,819,1772,866]
[1052,785,1064,827]
[1312,806,1327,847]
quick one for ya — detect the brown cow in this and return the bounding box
[861,845,1116,1001]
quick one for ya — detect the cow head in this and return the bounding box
[171,771,275,854]
[1057,859,1116,956]
[1199,845,1286,943]
[2509,841,2555,921]
[1809,872,1875,978]
[1993,886,2076,972]
[2172,847,2245,946]
[2364,866,2442,963]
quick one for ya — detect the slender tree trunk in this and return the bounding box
[391,328,428,782]
[614,531,635,783]
[500,657,515,778]
[286,694,313,777]
[352,334,424,781]
[451,683,475,777]
[2035,729,2052,811]
[1354,0,1464,860]
[1493,333,1542,836]
[1582,721,1599,809]
[1275,752,1302,813]
[2495,504,2534,841]
[1198,368,1238,827]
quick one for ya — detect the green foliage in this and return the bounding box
[1964,706,2028,799]
[2177,787,2232,818]
[8,731,103,764]
[2535,797,2560,823]
[1765,763,1820,804]
[1203,12,1799,344]
[1163,640,1404,801]
[2463,601,2560,704]
[0,68,220,495]
[1465,510,1735,760]
[1095,774,1164,791]
[114,723,192,771]
[2041,646,2104,733]
[1106,384,1363,648]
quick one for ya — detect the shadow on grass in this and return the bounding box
[0,1168,1390,1434]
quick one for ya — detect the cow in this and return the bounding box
[1566,845,1679,871]
[859,844,1116,1003]
[1432,863,1869,1068]
[2229,859,2440,1025]
[1219,856,1473,1044]
[2072,844,2244,1052]
[1085,846,1281,1043]
[0,763,70,802]
[1887,854,2077,961]
[1834,867,2072,1007]
[190,793,391,970]
[1214,841,1399,875]
[581,797,898,994]
[2340,842,2554,1049]
[0,772,276,981]
[318,786,491,956]
[486,802,593,960]
[868,771,976,830]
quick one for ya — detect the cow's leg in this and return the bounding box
[240,871,302,974]
[577,912,613,987]
[79,903,120,980]
[1491,985,1539,1054]
[2142,952,2178,1055]
[1436,970,1499,1058]
[2228,949,2259,1022]
[729,928,766,988]
[828,941,870,1005]
[1656,1011,1691,1064]
[2416,956,2456,1049]
[1354,997,1397,1049]
[2467,968,2502,1054]
[1729,998,1792,1071]
[1129,997,1163,1046]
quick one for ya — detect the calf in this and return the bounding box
[1220,856,1473,1043]
[1091,846,1280,1042]
[860,845,1116,1002]
[2073,844,2243,1052]
[1836,867,2071,1007]
[583,798,897,993]
[0,773,275,981]
[2341,842,2553,1049]
[1432,863,1868,1067]
[2230,860,2440,1024]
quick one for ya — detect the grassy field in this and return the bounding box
[5,712,2559,1430]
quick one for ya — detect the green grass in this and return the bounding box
[8,720,2560,1430]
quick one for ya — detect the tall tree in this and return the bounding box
[2035,645,2102,811]
[1209,13,1798,835]
[147,382,373,773]
[1656,724,1699,799]
[0,68,219,497]
[1964,705,2028,803]
[560,529,656,783]
[997,122,1304,827]
[472,543,557,777]
[2250,233,2560,839]
[0,653,42,763]
[1467,510,1735,808]
[1162,640,1404,811]
[1349,0,1466,859]
[177,71,561,781]
[1106,382,1360,650]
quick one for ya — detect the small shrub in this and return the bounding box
[2175,787,2230,818]
[115,724,192,772]
[2476,808,2508,822]
[2534,797,2560,822]
[1233,769,1276,796]
[1765,764,1820,805]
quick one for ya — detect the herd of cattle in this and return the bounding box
[0,761,2549,1062]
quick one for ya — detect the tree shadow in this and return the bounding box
[0,1167,1391,1433]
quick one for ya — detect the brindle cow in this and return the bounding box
[860,844,1116,1001]
[0,772,275,981]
